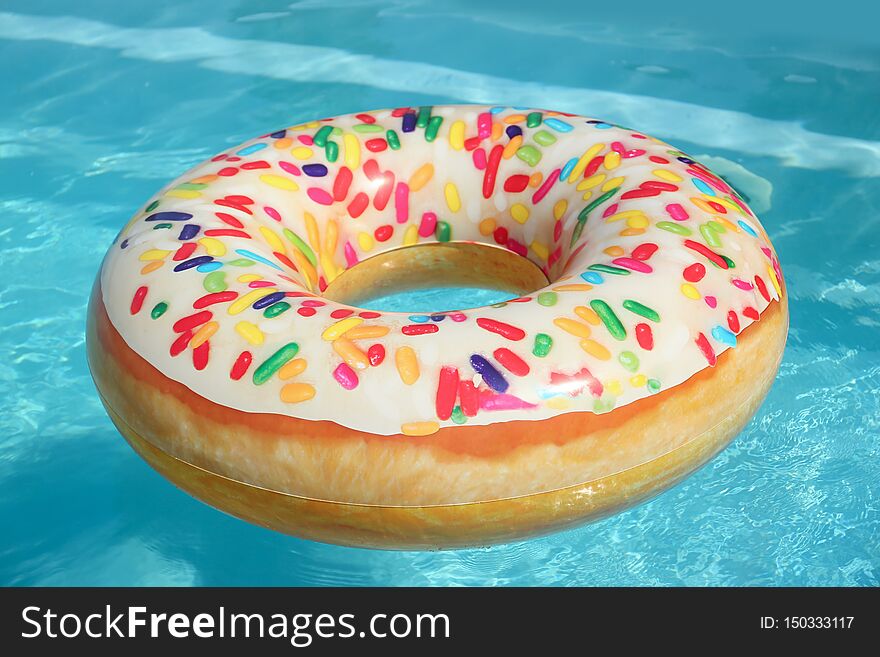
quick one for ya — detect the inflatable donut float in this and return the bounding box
[87,105,788,549]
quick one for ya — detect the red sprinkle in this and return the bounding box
[743,306,760,321]
[173,242,197,261]
[172,310,212,333]
[347,192,369,218]
[683,240,728,269]
[169,331,192,357]
[482,145,503,199]
[373,171,394,211]
[727,310,740,333]
[755,275,771,301]
[683,262,706,282]
[297,306,317,317]
[240,160,270,170]
[204,229,251,239]
[359,311,381,319]
[365,138,387,152]
[695,332,717,366]
[374,225,393,242]
[367,344,385,366]
[458,380,479,417]
[401,324,439,336]
[192,341,209,370]
[330,308,354,319]
[476,318,525,341]
[215,212,244,228]
[503,175,530,193]
[631,243,658,261]
[493,348,530,376]
[333,166,353,201]
[435,367,460,421]
[193,291,238,308]
[635,323,654,350]
[130,286,148,315]
[583,155,603,178]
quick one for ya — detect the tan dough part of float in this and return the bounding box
[87,250,787,549]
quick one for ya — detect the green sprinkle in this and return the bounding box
[490,302,508,308]
[537,291,558,307]
[593,398,615,413]
[352,123,383,133]
[588,264,630,276]
[325,140,339,162]
[416,106,432,128]
[533,333,553,357]
[228,258,255,267]
[203,271,227,292]
[656,221,692,236]
[386,130,400,150]
[253,343,300,385]
[150,302,168,319]
[450,406,467,425]
[533,130,556,146]
[435,221,451,242]
[700,223,721,247]
[152,223,172,230]
[590,299,627,340]
[425,116,443,142]
[526,111,542,128]
[145,200,160,213]
[707,220,727,233]
[313,125,333,147]
[722,255,736,268]
[175,182,208,191]
[622,299,660,322]
[263,301,291,318]
[282,228,317,267]
[515,145,542,166]
[570,188,620,247]
[647,378,662,393]
[331,126,342,136]
[618,350,639,372]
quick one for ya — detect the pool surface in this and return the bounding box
[2,0,879,586]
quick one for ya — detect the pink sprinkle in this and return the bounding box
[666,203,689,221]
[705,296,718,308]
[623,149,646,158]
[732,278,754,291]
[448,312,467,322]
[418,211,437,238]
[344,241,358,267]
[278,161,300,176]
[611,141,625,154]
[602,203,619,219]
[479,391,537,411]
[333,363,359,390]
[297,135,313,146]
[263,206,282,222]
[394,182,409,224]
[307,188,333,205]
[531,168,561,204]
[473,147,487,170]
[301,299,325,307]
[612,257,653,273]
[477,112,492,138]
[248,281,274,288]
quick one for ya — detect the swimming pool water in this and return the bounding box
[1,0,878,586]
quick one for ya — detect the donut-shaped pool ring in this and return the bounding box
[87,105,788,548]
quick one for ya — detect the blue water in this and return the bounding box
[2,1,879,586]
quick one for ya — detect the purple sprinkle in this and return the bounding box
[146,211,192,222]
[469,354,508,393]
[253,291,286,309]
[269,130,287,139]
[173,256,213,272]
[178,224,200,240]
[506,125,522,139]
[430,314,445,322]
[302,163,328,177]
[401,112,417,133]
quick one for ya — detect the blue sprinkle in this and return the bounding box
[235,249,283,270]
[738,220,758,237]
[592,122,613,129]
[196,262,222,273]
[560,157,578,181]
[430,314,445,322]
[489,106,506,114]
[253,291,286,310]
[236,142,267,156]
[145,211,192,222]
[178,224,200,241]
[469,354,508,393]
[401,112,417,133]
[692,177,715,196]
[269,130,287,139]
[544,118,573,132]
[580,271,604,284]
[174,256,213,272]
[505,125,522,139]
[711,325,738,347]
[302,163,328,177]
[408,315,429,323]
[120,238,129,249]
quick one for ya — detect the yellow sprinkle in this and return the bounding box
[139,249,170,261]
[510,203,530,224]
[259,226,285,253]
[140,261,163,275]
[653,169,682,182]
[531,241,549,261]
[711,196,746,215]
[401,421,439,436]
[280,383,316,404]
[290,249,317,290]
[582,191,593,201]
[259,174,299,191]
[681,283,701,300]
[403,224,418,246]
[569,143,605,182]
[574,306,601,325]
[228,289,276,315]
[279,358,308,380]
[395,346,419,385]
[325,219,339,255]
[344,325,390,340]
[198,237,226,257]
[320,254,339,283]
[189,321,218,348]
[605,210,645,221]
[358,232,374,252]
[503,113,527,124]
[580,339,611,360]
[333,338,370,370]
[602,176,626,192]
[553,199,568,221]
[606,380,623,396]
[603,151,621,170]
[190,174,218,184]
[273,137,293,150]
[553,317,592,338]
[408,163,434,192]
[502,134,522,159]
[343,134,360,169]
[552,284,592,292]
[291,146,313,160]
[768,264,783,298]
[479,217,496,236]
[444,182,461,212]
[237,274,261,283]
[626,214,649,229]
[322,317,363,341]
[603,245,625,256]
[620,227,646,236]
[449,120,465,150]
[304,212,321,255]
[235,321,264,345]
[545,396,571,410]
[578,173,606,191]
[691,197,717,214]
[630,374,647,387]
[165,189,201,199]
[716,216,740,233]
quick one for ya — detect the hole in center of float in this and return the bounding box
[321,242,551,313]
